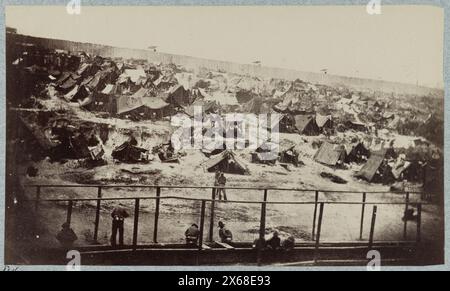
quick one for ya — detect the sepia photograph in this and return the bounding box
[3,4,446,269]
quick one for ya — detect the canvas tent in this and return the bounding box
[202,150,250,175]
[314,142,346,167]
[356,148,393,183]
[112,137,149,163]
[344,142,370,164]
[166,84,192,107]
[294,115,320,135]
[316,114,333,133]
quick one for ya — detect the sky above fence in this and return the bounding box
[5,5,444,88]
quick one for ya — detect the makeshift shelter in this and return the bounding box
[116,95,144,115]
[236,89,256,104]
[166,84,192,107]
[316,114,333,133]
[142,97,172,120]
[294,115,320,135]
[184,99,219,117]
[314,142,346,167]
[112,137,149,163]
[64,85,91,102]
[345,120,367,132]
[252,142,279,165]
[153,142,179,163]
[279,146,301,167]
[202,150,250,175]
[356,149,394,183]
[344,142,370,164]
[273,81,316,115]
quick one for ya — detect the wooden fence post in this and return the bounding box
[209,187,216,242]
[153,187,161,243]
[312,190,319,240]
[314,202,325,263]
[403,192,410,240]
[93,186,102,243]
[198,200,206,251]
[132,198,140,250]
[257,189,268,266]
[359,192,367,240]
[368,205,378,249]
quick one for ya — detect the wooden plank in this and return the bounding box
[215,241,235,249]
[202,244,212,250]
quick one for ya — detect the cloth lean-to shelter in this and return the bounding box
[314,142,346,166]
[202,150,250,175]
[356,148,390,182]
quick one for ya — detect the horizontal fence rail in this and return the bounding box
[23,184,426,194]
[21,183,427,265]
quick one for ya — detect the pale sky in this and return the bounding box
[5,5,445,88]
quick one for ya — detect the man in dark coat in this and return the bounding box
[56,222,78,248]
[111,206,130,247]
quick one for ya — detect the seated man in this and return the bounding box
[282,236,295,251]
[185,223,200,245]
[56,222,78,248]
[218,221,233,243]
[266,231,281,250]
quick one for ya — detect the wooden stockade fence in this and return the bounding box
[24,184,427,264]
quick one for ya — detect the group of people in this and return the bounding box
[256,231,296,251]
[185,221,233,245]
[56,194,294,252]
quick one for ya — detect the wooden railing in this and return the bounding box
[24,184,428,258]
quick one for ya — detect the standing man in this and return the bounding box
[217,172,228,201]
[111,206,130,247]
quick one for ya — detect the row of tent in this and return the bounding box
[313,141,441,185]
